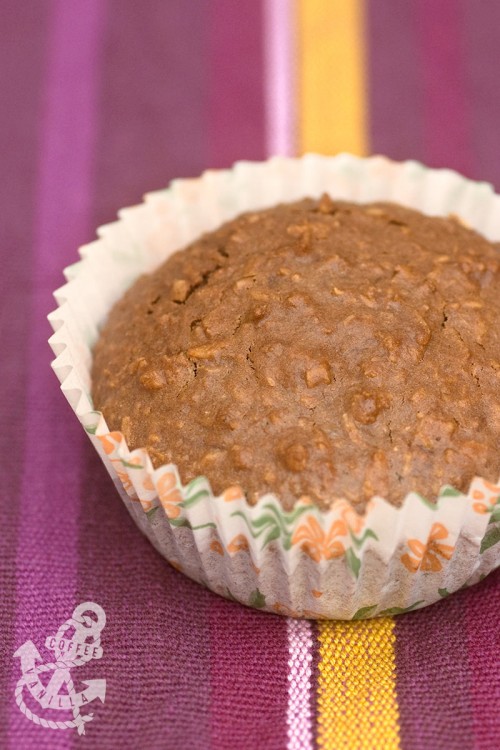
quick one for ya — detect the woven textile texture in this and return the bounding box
[1,1,499,748]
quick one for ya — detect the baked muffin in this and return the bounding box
[91,195,500,512]
[52,156,500,619]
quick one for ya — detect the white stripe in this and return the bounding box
[286,618,314,750]
[263,0,296,156]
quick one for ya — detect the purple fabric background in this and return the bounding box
[1,2,499,748]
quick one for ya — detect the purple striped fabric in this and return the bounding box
[416,0,471,176]
[2,2,500,749]
[208,0,267,167]
[367,0,425,162]
[458,13,500,735]
[465,572,500,749]
[93,0,210,229]
[76,453,214,748]
[462,1,500,189]
[396,571,500,750]
[209,599,289,750]
[205,5,290,748]
[395,590,476,750]
[308,621,320,748]
[369,4,500,746]
[76,2,214,747]
[0,3,50,744]
[8,2,105,747]
[207,5,290,747]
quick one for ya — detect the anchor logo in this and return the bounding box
[14,602,106,735]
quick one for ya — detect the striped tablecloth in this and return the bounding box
[2,2,499,748]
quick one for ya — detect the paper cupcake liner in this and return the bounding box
[48,154,500,619]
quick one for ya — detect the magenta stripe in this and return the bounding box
[0,3,50,743]
[208,0,267,167]
[92,0,209,228]
[367,0,425,161]
[417,0,471,175]
[367,4,497,746]
[77,452,215,748]
[461,2,500,733]
[206,6,288,745]
[395,593,475,750]
[462,2,500,189]
[209,598,289,750]
[465,571,500,749]
[9,1,105,746]
[263,0,296,157]
[75,2,213,747]
[309,621,320,748]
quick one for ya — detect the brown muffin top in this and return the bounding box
[91,196,500,511]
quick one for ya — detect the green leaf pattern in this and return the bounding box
[230,502,311,550]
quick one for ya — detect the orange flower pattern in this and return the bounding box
[110,459,138,499]
[401,523,455,573]
[227,534,250,555]
[142,475,155,491]
[98,432,123,455]
[157,471,183,519]
[472,482,500,514]
[340,503,365,534]
[210,540,224,556]
[292,516,347,562]
[223,485,244,502]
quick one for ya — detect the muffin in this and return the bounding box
[50,155,500,619]
[91,195,500,512]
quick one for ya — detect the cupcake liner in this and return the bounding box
[48,154,500,619]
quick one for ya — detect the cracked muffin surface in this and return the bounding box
[91,196,500,511]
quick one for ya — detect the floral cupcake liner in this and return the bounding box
[49,154,500,619]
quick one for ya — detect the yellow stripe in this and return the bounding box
[317,619,400,750]
[298,0,367,155]
[299,7,399,746]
